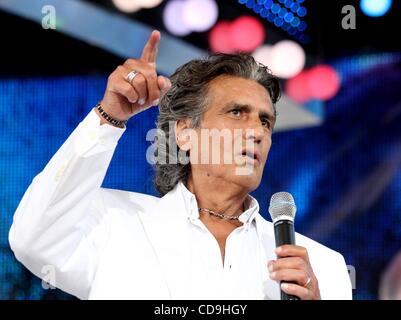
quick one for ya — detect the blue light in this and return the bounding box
[260,8,268,17]
[279,8,287,18]
[297,6,307,17]
[360,0,392,17]
[279,0,285,3]
[284,0,293,8]
[246,0,255,9]
[284,12,294,22]
[291,16,300,26]
[288,27,297,35]
[253,4,263,13]
[264,0,273,9]
[274,17,284,27]
[290,2,299,12]
[257,0,266,4]
[271,3,281,14]
[238,0,247,4]
[267,12,275,22]
[297,0,304,3]
[298,21,307,31]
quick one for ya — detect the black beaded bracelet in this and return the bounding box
[96,103,127,128]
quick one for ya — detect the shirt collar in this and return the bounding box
[174,181,260,227]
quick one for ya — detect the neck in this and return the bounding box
[186,172,249,218]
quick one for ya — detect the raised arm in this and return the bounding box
[9,30,171,299]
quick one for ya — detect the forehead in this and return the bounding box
[206,75,274,114]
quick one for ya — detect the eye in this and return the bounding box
[229,109,242,117]
[261,118,271,129]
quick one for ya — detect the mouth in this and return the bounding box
[240,148,261,166]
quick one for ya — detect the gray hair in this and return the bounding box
[154,53,281,196]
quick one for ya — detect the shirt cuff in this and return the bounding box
[74,108,126,155]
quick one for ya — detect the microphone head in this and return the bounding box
[269,192,297,223]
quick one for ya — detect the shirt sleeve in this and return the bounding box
[8,108,125,299]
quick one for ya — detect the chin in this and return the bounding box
[230,169,263,192]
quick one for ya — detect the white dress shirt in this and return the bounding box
[9,109,353,300]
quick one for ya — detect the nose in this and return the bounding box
[245,118,265,144]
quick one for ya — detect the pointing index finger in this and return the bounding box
[141,30,160,64]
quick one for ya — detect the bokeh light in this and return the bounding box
[285,70,311,103]
[112,0,141,12]
[163,0,192,36]
[307,64,341,100]
[360,0,392,17]
[182,0,218,32]
[252,44,273,67]
[230,16,265,52]
[139,0,164,8]
[112,0,163,12]
[268,40,305,78]
[209,21,235,53]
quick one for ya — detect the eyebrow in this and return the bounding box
[221,102,276,124]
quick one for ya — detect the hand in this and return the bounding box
[99,30,172,122]
[268,245,321,300]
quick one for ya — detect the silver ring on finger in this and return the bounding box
[125,70,140,84]
[304,277,312,290]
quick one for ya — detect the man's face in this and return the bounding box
[189,75,275,192]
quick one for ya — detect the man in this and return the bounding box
[9,31,352,300]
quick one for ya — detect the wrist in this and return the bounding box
[95,103,127,128]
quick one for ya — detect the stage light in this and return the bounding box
[298,21,307,31]
[112,0,141,12]
[239,0,309,42]
[261,9,269,18]
[307,65,341,100]
[278,8,287,18]
[360,0,392,17]
[285,70,311,103]
[297,6,307,17]
[182,0,218,32]
[253,4,263,14]
[284,0,293,9]
[291,17,300,27]
[268,40,305,79]
[274,17,284,27]
[139,0,164,8]
[284,12,294,23]
[271,3,280,14]
[264,0,273,9]
[252,44,273,67]
[112,0,163,12]
[267,13,275,22]
[290,2,299,13]
[246,0,255,9]
[163,0,191,36]
[230,16,265,52]
[209,21,235,53]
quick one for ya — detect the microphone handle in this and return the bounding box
[274,220,300,300]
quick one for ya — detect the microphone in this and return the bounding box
[269,192,299,300]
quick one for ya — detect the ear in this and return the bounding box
[175,119,193,152]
